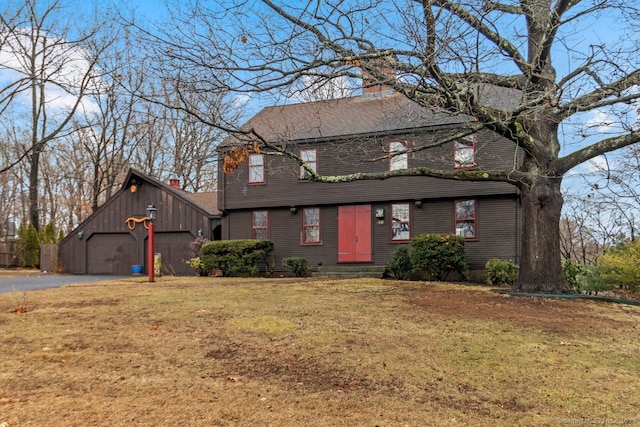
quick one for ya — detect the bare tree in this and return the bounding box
[0,0,114,231]
[145,0,640,292]
[584,146,640,241]
[560,194,608,264]
[291,74,355,103]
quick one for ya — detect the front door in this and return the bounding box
[338,205,372,262]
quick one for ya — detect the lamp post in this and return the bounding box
[146,204,157,282]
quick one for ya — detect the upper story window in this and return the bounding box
[455,199,476,239]
[248,153,265,184]
[391,203,410,241]
[252,210,269,239]
[454,135,476,169]
[389,141,408,171]
[302,207,321,244]
[299,148,317,179]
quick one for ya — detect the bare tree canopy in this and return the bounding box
[149,0,640,292]
[0,0,115,231]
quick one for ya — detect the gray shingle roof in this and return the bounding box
[238,86,520,143]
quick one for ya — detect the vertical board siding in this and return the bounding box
[60,174,219,275]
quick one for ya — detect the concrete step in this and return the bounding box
[313,265,385,278]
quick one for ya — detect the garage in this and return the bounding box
[87,233,137,275]
[59,168,221,276]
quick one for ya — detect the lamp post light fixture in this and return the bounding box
[146,204,157,282]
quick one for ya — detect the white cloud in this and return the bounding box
[0,29,100,118]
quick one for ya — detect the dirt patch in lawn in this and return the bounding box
[409,285,633,335]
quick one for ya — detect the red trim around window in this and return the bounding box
[389,140,408,171]
[454,199,476,239]
[252,210,269,239]
[248,154,265,184]
[390,203,411,242]
[301,207,322,244]
[454,135,476,170]
[299,148,318,180]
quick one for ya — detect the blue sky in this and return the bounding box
[4,0,637,196]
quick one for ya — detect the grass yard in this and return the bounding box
[0,276,639,426]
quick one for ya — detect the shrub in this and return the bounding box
[485,258,519,286]
[282,257,309,277]
[201,239,274,277]
[576,264,612,295]
[184,256,207,276]
[410,233,468,281]
[185,236,210,276]
[384,245,412,280]
[188,236,210,258]
[562,259,588,292]
[597,240,640,292]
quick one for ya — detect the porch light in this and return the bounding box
[146,204,157,221]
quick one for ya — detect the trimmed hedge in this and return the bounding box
[201,239,274,277]
[410,233,468,281]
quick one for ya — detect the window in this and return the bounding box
[299,148,317,179]
[389,141,408,171]
[302,207,321,244]
[252,210,269,239]
[391,203,410,241]
[455,199,476,239]
[454,135,476,169]
[248,154,265,184]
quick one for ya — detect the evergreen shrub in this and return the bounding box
[384,245,412,280]
[576,264,612,295]
[485,258,519,286]
[282,257,309,277]
[410,233,468,281]
[561,259,588,292]
[201,239,274,277]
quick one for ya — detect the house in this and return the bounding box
[217,81,523,279]
[59,168,221,276]
[218,75,521,278]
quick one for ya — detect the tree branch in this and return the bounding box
[555,130,640,174]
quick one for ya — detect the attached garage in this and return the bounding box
[59,168,221,276]
[151,231,196,276]
[86,233,137,275]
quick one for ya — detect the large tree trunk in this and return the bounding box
[515,177,570,293]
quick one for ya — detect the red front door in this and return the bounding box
[338,205,372,262]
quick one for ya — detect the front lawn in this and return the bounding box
[1,277,638,426]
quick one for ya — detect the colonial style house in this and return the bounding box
[217,82,523,278]
[59,168,221,276]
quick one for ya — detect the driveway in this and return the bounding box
[0,274,131,294]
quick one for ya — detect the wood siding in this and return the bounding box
[223,195,519,271]
[59,172,220,275]
[219,128,519,210]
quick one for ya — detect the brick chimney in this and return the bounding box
[361,56,396,96]
[169,178,180,189]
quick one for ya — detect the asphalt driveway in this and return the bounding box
[0,274,131,294]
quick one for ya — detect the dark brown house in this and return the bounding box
[218,84,523,278]
[59,168,221,275]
